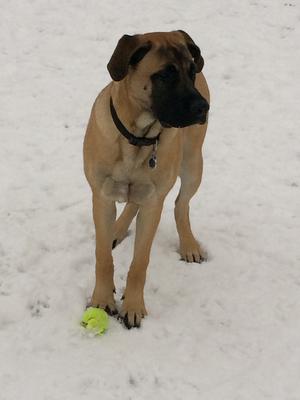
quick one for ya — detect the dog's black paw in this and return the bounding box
[105,305,118,316]
[118,312,141,329]
[179,239,208,263]
[180,254,207,263]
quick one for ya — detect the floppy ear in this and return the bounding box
[178,30,204,72]
[107,34,152,81]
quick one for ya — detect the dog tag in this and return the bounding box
[148,141,158,169]
[149,155,157,169]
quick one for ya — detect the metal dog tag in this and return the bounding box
[148,141,158,169]
[149,155,157,169]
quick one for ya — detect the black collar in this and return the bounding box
[110,97,160,147]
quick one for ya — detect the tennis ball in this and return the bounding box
[81,307,109,335]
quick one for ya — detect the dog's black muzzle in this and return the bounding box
[189,94,210,125]
[152,88,209,129]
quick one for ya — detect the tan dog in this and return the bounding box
[83,31,210,329]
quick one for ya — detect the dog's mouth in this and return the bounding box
[155,103,209,129]
[159,115,207,129]
[160,121,172,128]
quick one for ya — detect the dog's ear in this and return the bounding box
[107,34,152,81]
[178,30,204,73]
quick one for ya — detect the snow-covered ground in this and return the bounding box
[1,1,299,399]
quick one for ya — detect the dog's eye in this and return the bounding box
[155,64,178,81]
[189,63,196,82]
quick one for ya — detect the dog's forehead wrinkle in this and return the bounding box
[156,45,191,69]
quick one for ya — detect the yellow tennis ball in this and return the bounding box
[81,307,109,335]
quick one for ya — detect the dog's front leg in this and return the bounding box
[120,199,164,328]
[90,192,117,315]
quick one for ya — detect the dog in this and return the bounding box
[83,31,210,329]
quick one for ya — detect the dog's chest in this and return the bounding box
[101,149,156,204]
[100,114,163,204]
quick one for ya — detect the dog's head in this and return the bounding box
[107,31,209,128]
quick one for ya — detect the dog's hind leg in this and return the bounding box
[174,123,208,263]
[113,202,139,248]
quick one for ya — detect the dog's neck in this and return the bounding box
[135,111,162,139]
[111,82,162,139]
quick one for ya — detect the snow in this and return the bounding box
[1,0,300,399]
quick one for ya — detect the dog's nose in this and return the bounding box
[189,97,209,124]
[190,97,209,116]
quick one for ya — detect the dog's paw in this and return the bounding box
[112,232,129,249]
[89,294,118,316]
[119,298,147,329]
[112,225,130,249]
[179,237,207,263]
